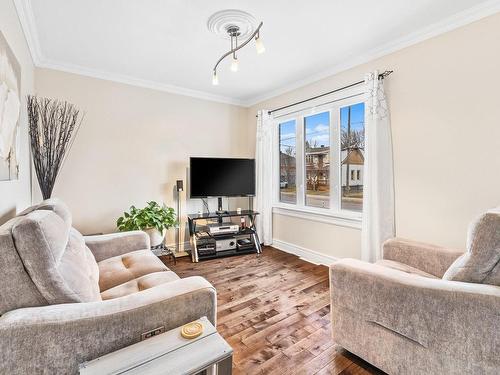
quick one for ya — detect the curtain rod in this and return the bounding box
[265,70,393,116]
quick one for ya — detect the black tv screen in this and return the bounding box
[190,157,255,198]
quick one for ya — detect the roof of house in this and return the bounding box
[279,152,296,162]
[341,148,364,165]
[306,146,330,155]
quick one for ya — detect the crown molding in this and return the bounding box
[13,0,246,106]
[35,58,247,106]
[15,0,500,108]
[13,0,42,65]
[242,0,500,106]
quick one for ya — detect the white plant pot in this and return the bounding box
[143,228,165,247]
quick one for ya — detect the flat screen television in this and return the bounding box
[190,157,255,198]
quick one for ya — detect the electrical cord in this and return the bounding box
[201,198,210,214]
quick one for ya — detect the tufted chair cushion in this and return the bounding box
[97,249,170,292]
[100,271,179,300]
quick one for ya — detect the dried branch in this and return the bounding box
[341,129,364,150]
[27,96,83,199]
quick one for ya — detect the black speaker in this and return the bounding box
[176,180,183,192]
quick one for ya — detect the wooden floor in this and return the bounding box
[165,247,384,375]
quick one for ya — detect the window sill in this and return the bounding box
[272,205,362,229]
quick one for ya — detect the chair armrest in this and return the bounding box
[330,259,500,368]
[382,237,464,277]
[84,230,150,261]
[0,276,216,375]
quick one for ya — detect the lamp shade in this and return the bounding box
[230,56,239,72]
[255,36,265,54]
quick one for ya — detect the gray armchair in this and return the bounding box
[330,208,500,374]
[0,199,216,374]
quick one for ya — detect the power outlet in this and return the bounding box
[141,326,165,341]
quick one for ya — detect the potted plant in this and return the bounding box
[117,201,177,247]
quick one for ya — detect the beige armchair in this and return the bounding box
[0,199,216,374]
[330,208,500,374]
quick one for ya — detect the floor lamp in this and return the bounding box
[176,180,183,254]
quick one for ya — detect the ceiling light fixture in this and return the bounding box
[208,10,264,85]
[230,54,239,72]
[255,33,265,54]
[212,70,219,85]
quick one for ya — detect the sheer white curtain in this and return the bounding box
[255,110,273,245]
[361,71,395,262]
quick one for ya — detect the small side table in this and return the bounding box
[151,243,176,265]
[79,316,232,374]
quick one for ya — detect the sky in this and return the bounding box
[305,111,330,147]
[279,102,365,154]
[340,102,365,132]
[279,119,296,155]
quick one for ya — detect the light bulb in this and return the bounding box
[212,71,219,85]
[230,56,239,72]
[255,36,265,54]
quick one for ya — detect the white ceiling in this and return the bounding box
[15,0,500,106]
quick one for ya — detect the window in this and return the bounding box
[279,120,297,203]
[341,103,365,212]
[305,112,330,208]
[274,99,365,217]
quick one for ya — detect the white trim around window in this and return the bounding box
[273,205,362,229]
[272,87,367,228]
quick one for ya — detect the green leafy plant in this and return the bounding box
[117,201,177,232]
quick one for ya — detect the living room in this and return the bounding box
[0,1,499,374]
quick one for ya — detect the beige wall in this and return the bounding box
[35,69,250,245]
[249,12,500,258]
[0,0,34,223]
[33,12,500,258]
[273,214,362,259]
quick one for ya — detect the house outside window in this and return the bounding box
[279,120,297,203]
[274,97,365,221]
[305,112,330,208]
[340,103,364,212]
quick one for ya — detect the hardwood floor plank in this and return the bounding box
[314,350,354,375]
[295,344,339,374]
[165,247,384,375]
[282,326,331,358]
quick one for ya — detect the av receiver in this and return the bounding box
[215,237,237,252]
[208,224,239,236]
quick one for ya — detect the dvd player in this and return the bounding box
[208,223,239,235]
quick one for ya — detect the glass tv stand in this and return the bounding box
[187,210,261,262]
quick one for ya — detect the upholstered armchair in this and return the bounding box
[0,199,216,374]
[330,208,500,374]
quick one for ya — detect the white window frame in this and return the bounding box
[272,89,367,228]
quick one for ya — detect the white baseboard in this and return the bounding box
[272,239,338,266]
[165,238,338,265]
